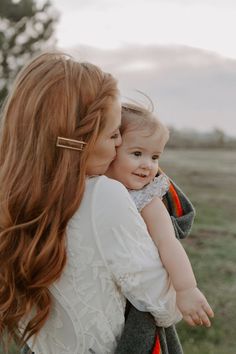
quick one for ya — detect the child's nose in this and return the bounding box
[140,160,152,169]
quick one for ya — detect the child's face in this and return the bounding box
[106,128,167,190]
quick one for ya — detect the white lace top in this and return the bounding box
[25,176,181,354]
[128,174,170,212]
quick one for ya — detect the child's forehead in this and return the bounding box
[123,126,162,140]
[122,128,167,149]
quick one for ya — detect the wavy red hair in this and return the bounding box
[0,52,118,350]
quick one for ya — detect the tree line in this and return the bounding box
[167,126,236,149]
[0,0,58,106]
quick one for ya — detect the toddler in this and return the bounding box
[106,103,214,327]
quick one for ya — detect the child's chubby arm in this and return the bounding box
[141,196,214,327]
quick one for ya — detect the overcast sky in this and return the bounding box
[49,0,236,136]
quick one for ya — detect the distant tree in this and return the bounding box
[212,128,225,147]
[0,0,58,106]
[167,126,231,149]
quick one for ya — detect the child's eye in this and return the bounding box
[152,155,159,161]
[132,151,141,157]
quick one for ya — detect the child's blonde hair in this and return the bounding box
[121,102,169,142]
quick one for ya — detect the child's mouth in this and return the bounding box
[133,173,148,178]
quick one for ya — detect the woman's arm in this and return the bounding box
[93,177,182,328]
[141,196,214,327]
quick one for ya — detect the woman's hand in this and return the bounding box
[176,287,214,327]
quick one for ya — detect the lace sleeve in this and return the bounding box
[93,177,181,327]
[129,174,170,212]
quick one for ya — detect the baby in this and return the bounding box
[106,103,214,327]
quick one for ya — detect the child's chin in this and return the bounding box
[128,182,147,190]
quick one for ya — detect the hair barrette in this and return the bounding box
[56,137,87,151]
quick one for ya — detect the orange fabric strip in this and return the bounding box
[152,336,161,354]
[169,182,184,217]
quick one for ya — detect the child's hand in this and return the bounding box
[176,287,214,327]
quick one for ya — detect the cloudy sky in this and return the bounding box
[49,0,236,136]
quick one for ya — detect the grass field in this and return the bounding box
[161,148,236,354]
[1,149,236,354]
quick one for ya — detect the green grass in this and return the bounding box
[161,148,236,354]
[2,148,236,354]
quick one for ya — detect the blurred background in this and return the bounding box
[0,1,235,353]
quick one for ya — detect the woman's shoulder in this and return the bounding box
[87,176,137,216]
[87,175,129,196]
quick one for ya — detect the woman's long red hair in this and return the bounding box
[0,52,118,349]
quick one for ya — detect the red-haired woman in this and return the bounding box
[0,52,181,354]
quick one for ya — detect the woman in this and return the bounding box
[0,52,181,354]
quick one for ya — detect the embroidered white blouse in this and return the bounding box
[26,176,181,354]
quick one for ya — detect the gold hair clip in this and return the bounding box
[56,137,87,151]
